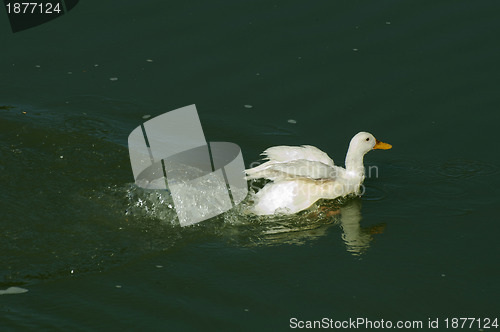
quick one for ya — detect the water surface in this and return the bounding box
[1,1,499,330]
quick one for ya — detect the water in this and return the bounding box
[1,0,500,330]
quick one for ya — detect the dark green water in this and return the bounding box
[1,1,500,330]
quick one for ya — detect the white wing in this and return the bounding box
[246,159,342,181]
[263,145,335,166]
[246,145,341,181]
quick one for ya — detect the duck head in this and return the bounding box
[345,132,392,174]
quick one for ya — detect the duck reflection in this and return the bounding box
[252,198,385,255]
[337,199,386,255]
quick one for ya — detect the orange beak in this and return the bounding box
[373,139,392,150]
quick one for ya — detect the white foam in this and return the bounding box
[0,287,28,295]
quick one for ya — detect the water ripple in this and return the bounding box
[436,159,499,179]
[362,185,388,201]
[427,179,468,198]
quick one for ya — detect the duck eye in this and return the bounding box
[365,138,370,141]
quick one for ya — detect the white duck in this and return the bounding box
[246,132,392,215]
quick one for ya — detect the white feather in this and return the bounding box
[263,145,334,166]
